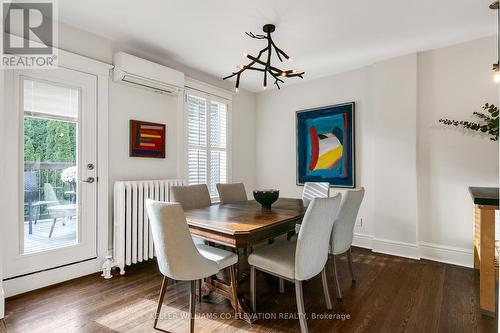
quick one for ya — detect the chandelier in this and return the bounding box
[223,24,305,91]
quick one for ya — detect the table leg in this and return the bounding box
[479,206,496,316]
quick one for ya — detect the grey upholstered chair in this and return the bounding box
[146,200,238,333]
[216,182,248,203]
[329,187,365,300]
[248,195,342,333]
[170,184,212,245]
[170,184,212,210]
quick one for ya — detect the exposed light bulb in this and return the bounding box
[263,85,267,90]
[287,57,293,62]
[235,87,240,93]
[242,52,248,58]
[494,70,500,83]
[237,64,244,70]
[292,69,298,74]
[280,72,287,77]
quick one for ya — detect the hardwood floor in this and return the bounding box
[2,247,497,332]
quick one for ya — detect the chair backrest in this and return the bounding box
[24,171,38,203]
[302,182,329,207]
[43,183,59,203]
[145,199,219,280]
[330,188,365,255]
[216,183,248,203]
[170,184,211,210]
[295,194,342,281]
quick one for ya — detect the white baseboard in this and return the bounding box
[372,237,420,260]
[352,233,473,268]
[3,259,101,297]
[419,242,473,268]
[352,233,374,249]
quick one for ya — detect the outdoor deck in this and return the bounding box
[23,218,77,254]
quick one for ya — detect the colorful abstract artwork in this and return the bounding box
[130,120,166,158]
[296,103,355,188]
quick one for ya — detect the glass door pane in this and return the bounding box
[22,78,79,254]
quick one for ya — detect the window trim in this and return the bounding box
[183,85,232,199]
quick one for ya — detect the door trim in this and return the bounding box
[1,45,111,296]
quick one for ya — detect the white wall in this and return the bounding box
[108,84,180,185]
[417,37,499,253]
[255,36,499,265]
[370,54,419,256]
[232,89,257,197]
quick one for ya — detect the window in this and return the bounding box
[186,91,229,197]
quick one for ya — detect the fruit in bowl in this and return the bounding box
[253,189,279,209]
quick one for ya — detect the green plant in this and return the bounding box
[439,103,499,141]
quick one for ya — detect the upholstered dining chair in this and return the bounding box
[216,183,248,203]
[329,187,365,300]
[248,195,342,333]
[170,184,212,210]
[146,200,239,333]
[170,184,212,247]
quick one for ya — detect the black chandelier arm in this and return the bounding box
[271,41,290,62]
[246,54,284,74]
[222,48,267,81]
[245,31,266,40]
[285,72,305,78]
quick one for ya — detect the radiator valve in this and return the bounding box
[101,255,115,279]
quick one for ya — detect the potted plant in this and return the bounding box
[439,103,499,141]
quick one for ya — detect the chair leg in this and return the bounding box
[153,276,168,330]
[279,278,285,293]
[250,265,256,312]
[321,267,332,310]
[229,265,239,314]
[347,248,356,282]
[189,280,196,333]
[294,280,308,333]
[49,218,58,238]
[331,254,342,300]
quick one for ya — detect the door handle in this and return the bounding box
[82,177,95,184]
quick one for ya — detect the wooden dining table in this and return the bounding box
[184,198,305,321]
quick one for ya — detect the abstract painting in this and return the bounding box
[130,120,166,158]
[296,102,355,188]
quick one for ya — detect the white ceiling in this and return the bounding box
[58,0,496,92]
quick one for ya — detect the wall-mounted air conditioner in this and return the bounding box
[112,52,185,95]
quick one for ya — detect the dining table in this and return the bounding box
[184,197,306,322]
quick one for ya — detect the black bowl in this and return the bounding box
[253,189,279,209]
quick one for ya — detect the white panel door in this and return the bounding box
[4,67,98,278]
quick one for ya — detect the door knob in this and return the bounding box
[82,177,95,183]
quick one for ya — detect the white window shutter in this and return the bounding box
[186,93,228,197]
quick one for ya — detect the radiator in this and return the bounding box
[113,179,185,275]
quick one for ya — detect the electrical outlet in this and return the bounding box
[356,218,363,227]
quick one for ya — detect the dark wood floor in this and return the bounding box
[2,247,497,332]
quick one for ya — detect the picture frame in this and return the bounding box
[129,120,166,158]
[296,102,355,188]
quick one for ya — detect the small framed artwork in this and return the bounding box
[296,102,355,188]
[130,120,166,158]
